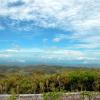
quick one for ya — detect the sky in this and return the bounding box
[0,0,100,66]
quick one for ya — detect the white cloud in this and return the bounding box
[53,37,61,42]
[0,48,100,63]
[5,49,19,52]
[0,0,100,64]
[0,54,12,58]
[68,42,100,49]
[0,0,100,43]
[0,0,100,30]
[0,47,99,65]
[52,32,100,49]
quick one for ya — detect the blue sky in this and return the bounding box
[0,0,100,66]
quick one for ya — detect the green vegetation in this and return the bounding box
[0,65,100,94]
[8,95,16,100]
[43,92,61,100]
[7,89,17,100]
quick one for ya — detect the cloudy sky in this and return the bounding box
[0,0,100,66]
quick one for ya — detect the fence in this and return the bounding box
[0,92,100,100]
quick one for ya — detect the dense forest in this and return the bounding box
[0,65,100,94]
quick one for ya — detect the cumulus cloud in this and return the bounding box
[0,0,100,65]
[0,0,100,37]
[0,0,100,30]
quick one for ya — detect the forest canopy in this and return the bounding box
[0,65,100,94]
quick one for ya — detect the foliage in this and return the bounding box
[7,89,17,100]
[0,65,100,94]
[43,92,62,100]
